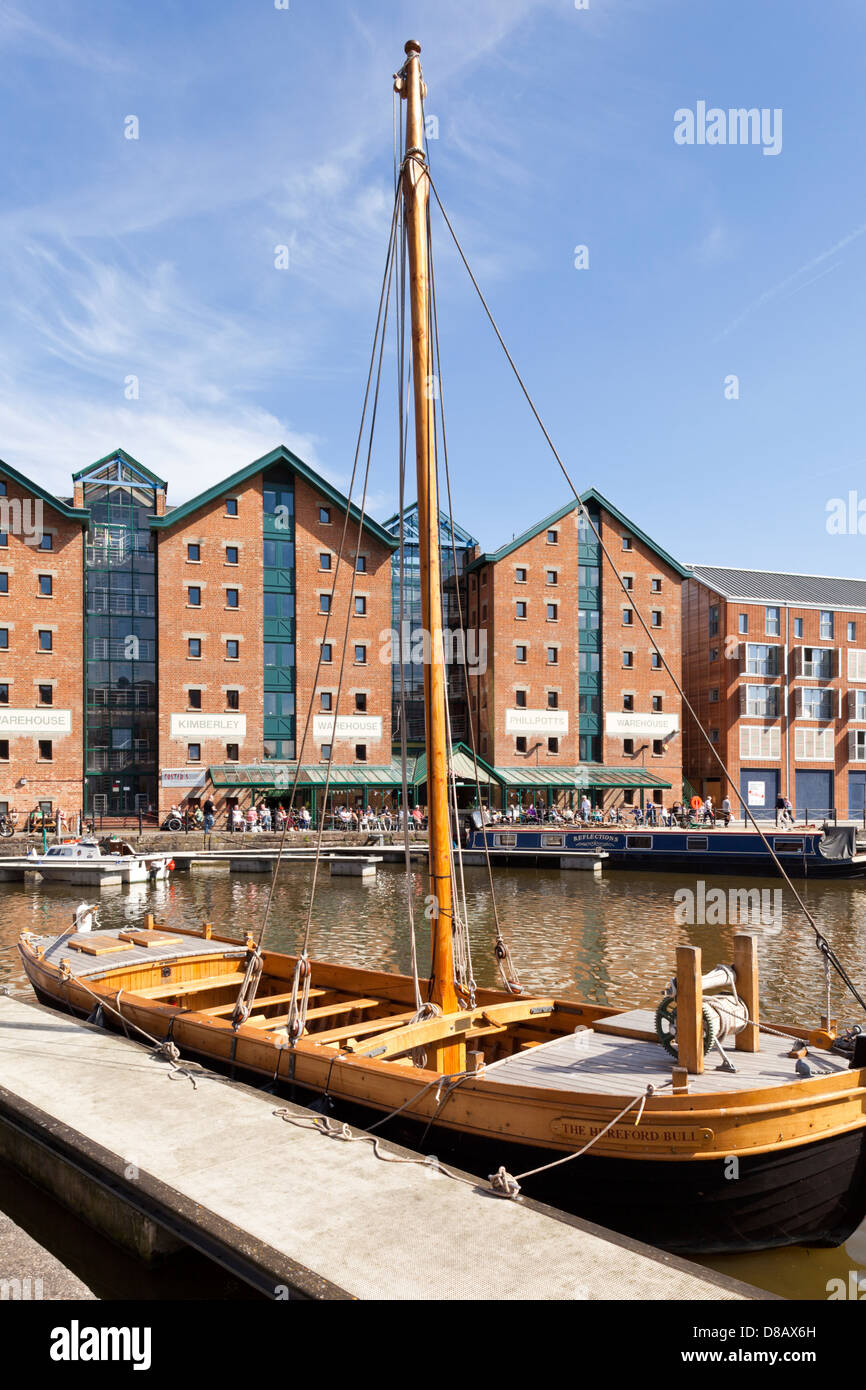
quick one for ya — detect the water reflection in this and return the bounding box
[2,861,866,1300]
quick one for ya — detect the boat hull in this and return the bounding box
[468,826,866,877]
[28,975,866,1256]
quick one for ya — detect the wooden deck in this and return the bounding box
[30,930,248,979]
[483,1010,849,1096]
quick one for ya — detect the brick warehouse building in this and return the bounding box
[466,488,690,815]
[683,566,866,821]
[0,447,397,825]
[0,459,89,826]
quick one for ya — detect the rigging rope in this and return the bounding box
[423,157,523,994]
[256,184,404,959]
[420,162,866,1021]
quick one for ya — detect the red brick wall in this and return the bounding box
[683,579,866,815]
[155,476,264,814]
[469,509,580,767]
[293,477,393,768]
[468,504,684,808]
[0,483,84,819]
[599,509,684,806]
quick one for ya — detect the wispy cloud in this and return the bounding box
[715,219,866,340]
[0,2,128,73]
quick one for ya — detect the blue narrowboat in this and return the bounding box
[463,820,866,877]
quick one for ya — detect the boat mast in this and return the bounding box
[398,40,459,1017]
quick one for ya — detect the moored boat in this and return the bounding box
[17,920,866,1253]
[30,837,173,885]
[464,819,866,877]
[18,39,866,1257]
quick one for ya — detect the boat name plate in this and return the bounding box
[551,1117,714,1149]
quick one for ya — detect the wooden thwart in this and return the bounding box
[135,971,247,1001]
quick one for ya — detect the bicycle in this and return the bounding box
[0,813,15,838]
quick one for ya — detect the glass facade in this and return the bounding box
[382,504,477,750]
[82,456,159,814]
[262,470,296,760]
[577,505,602,762]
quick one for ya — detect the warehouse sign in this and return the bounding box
[170,714,247,738]
[505,709,569,735]
[161,768,209,789]
[605,713,679,739]
[0,709,72,735]
[313,715,383,742]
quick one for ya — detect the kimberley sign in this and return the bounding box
[170,714,247,738]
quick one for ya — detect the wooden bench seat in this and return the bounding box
[246,997,382,1030]
[308,1010,419,1046]
[198,987,331,1018]
[134,971,246,1001]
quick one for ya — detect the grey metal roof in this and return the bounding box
[687,565,866,612]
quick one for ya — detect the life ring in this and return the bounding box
[690,795,703,810]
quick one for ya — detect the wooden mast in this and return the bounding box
[398,40,461,1037]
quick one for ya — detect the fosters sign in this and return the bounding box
[0,709,72,735]
[170,714,247,739]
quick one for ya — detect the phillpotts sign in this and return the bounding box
[0,709,72,735]
[505,709,569,736]
[605,712,679,739]
[170,714,247,739]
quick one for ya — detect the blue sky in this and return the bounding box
[2,0,866,573]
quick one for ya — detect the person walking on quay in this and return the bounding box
[775,793,787,828]
[203,797,215,832]
[704,795,715,827]
[720,795,732,828]
[580,794,591,823]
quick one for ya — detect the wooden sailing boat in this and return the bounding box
[19,40,866,1255]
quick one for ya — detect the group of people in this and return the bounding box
[228,801,313,833]
[332,804,427,831]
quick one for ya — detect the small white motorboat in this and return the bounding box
[30,838,173,887]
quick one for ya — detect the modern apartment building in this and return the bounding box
[683,566,866,819]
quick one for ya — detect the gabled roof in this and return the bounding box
[686,564,866,613]
[467,487,690,577]
[381,502,478,549]
[73,448,168,490]
[151,444,398,549]
[0,456,90,523]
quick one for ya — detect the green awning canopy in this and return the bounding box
[208,762,406,790]
[495,765,672,790]
[209,742,498,792]
[410,743,497,787]
[208,757,671,793]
